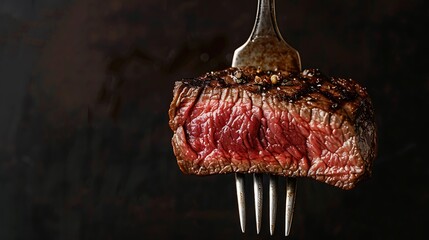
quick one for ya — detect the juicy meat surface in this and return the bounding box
[168,67,376,189]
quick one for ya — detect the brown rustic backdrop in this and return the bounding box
[0,0,428,239]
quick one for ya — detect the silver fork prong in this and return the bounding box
[285,177,297,236]
[269,175,278,235]
[235,173,246,233]
[253,173,263,234]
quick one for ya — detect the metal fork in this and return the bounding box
[231,0,301,236]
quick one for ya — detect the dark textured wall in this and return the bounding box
[1,0,428,239]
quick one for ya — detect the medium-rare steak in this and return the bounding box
[168,67,376,190]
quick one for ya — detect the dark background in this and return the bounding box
[1,0,428,239]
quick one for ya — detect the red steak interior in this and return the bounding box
[169,67,376,189]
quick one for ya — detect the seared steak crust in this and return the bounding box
[169,67,376,189]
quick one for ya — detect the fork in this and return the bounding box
[231,0,301,236]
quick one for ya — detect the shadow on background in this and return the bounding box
[0,0,428,239]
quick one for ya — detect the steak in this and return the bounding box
[168,67,376,190]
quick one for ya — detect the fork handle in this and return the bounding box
[232,0,301,72]
[251,0,281,39]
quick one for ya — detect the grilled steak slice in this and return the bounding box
[168,67,376,190]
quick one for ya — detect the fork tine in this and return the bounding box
[269,175,278,235]
[285,177,297,236]
[253,173,263,234]
[235,173,246,233]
